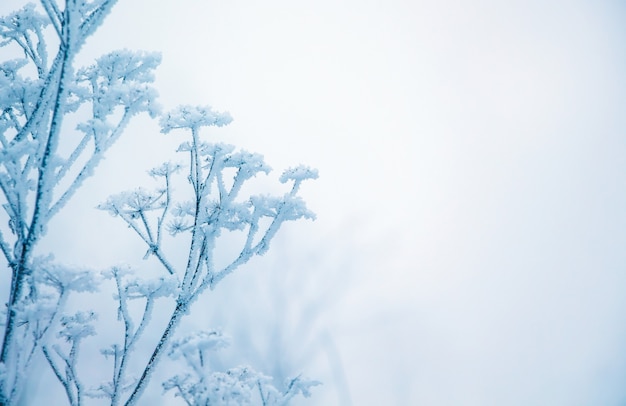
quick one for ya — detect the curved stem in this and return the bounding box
[123,301,185,406]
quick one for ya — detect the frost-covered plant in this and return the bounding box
[95,104,317,405]
[0,2,318,406]
[0,1,159,403]
[163,330,320,406]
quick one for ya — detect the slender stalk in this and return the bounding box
[0,33,71,386]
[123,302,186,406]
[0,7,73,403]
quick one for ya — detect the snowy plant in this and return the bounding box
[0,1,318,405]
[0,1,159,403]
[94,104,317,405]
[162,330,320,406]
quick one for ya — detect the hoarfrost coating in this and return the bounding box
[0,1,319,405]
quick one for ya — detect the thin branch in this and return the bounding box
[43,346,76,406]
[150,247,176,275]
[208,206,285,289]
[258,381,268,406]
[114,209,152,247]
[40,0,63,40]
[20,290,66,390]
[22,33,43,74]
[130,298,153,348]
[111,272,132,405]
[188,237,208,295]
[47,109,133,219]
[68,340,84,406]
[78,0,119,43]
[53,131,92,184]
[190,127,201,196]
[54,344,79,406]
[123,302,185,406]
[139,211,154,244]
[9,42,63,146]
[215,169,227,202]
[176,384,193,406]
[155,171,172,247]
[11,36,36,65]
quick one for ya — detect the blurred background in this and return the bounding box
[3,0,626,404]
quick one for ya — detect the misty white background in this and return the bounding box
[3,0,626,405]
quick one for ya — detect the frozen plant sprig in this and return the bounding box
[0,2,319,405]
[163,330,321,406]
[1,257,98,404]
[83,267,178,405]
[98,105,317,405]
[0,2,160,403]
[42,311,97,406]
